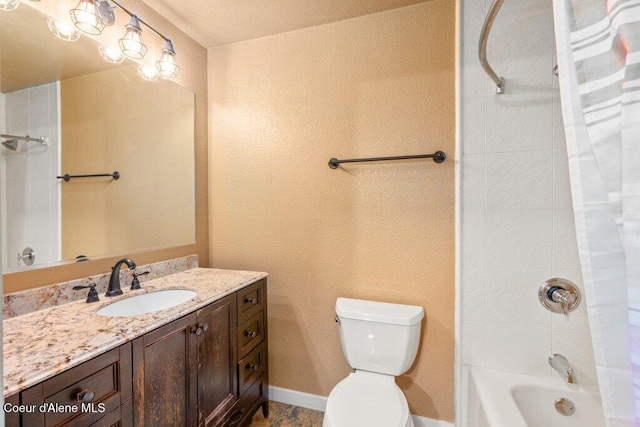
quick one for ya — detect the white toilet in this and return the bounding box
[323,298,424,427]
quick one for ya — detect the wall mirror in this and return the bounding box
[0,4,196,273]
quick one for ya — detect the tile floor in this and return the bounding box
[251,401,324,426]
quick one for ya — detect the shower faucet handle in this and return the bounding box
[538,278,581,315]
[17,247,36,266]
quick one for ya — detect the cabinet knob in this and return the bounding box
[77,389,95,403]
[244,330,258,338]
[246,363,261,372]
[244,297,258,304]
[201,323,209,332]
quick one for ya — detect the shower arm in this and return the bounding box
[0,134,48,145]
[479,0,506,94]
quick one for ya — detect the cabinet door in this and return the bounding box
[132,312,198,427]
[197,294,237,427]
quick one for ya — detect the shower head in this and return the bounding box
[1,139,18,151]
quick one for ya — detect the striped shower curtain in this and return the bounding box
[552,0,639,425]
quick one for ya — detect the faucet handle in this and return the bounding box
[131,271,150,290]
[73,283,99,303]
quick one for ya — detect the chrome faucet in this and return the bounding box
[106,258,137,297]
[549,353,575,384]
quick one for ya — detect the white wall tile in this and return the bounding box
[489,0,554,38]
[462,98,485,154]
[463,210,485,266]
[485,210,553,268]
[552,329,598,385]
[486,150,552,210]
[463,264,485,321]
[462,154,485,210]
[463,320,485,366]
[552,81,566,148]
[485,267,552,327]
[553,209,580,270]
[485,323,552,376]
[553,148,572,209]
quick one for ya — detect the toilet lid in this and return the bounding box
[324,372,411,427]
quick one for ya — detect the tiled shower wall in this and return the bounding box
[2,83,60,271]
[460,0,597,387]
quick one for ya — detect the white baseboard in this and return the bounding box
[268,386,454,427]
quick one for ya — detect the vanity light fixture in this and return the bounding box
[156,40,180,79]
[47,18,81,42]
[98,44,124,63]
[70,0,106,35]
[137,65,159,81]
[119,15,147,59]
[0,0,19,12]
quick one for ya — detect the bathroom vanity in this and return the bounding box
[3,269,268,427]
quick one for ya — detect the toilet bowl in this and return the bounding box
[322,371,413,427]
[323,298,424,427]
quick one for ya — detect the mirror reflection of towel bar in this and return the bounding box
[328,152,446,169]
[57,171,120,182]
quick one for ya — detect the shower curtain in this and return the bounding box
[552,0,639,425]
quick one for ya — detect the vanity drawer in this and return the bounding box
[237,311,264,359]
[237,280,264,325]
[226,374,266,427]
[238,343,266,396]
[21,344,132,427]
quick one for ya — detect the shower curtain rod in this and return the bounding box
[479,0,506,94]
[0,133,47,144]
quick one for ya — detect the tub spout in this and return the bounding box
[549,353,575,384]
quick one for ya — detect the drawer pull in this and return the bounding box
[244,297,258,304]
[246,363,261,372]
[244,330,258,338]
[77,389,95,403]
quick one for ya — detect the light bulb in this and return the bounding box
[156,40,180,79]
[138,65,158,81]
[0,0,19,11]
[70,0,106,35]
[47,18,81,42]
[98,45,124,63]
[119,16,147,59]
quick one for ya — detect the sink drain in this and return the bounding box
[555,397,575,416]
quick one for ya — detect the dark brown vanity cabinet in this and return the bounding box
[5,279,268,427]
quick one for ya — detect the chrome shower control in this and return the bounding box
[17,247,35,266]
[539,278,581,315]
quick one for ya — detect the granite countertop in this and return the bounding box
[3,268,268,397]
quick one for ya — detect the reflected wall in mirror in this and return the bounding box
[0,4,195,273]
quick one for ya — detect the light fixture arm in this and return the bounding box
[109,0,171,42]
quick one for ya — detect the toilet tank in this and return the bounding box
[335,298,424,376]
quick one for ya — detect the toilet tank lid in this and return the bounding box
[336,298,424,326]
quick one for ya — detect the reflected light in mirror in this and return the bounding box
[0,0,19,12]
[70,0,105,35]
[137,65,158,81]
[99,44,124,63]
[119,15,147,59]
[47,18,81,42]
[156,40,180,79]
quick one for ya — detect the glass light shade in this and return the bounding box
[119,16,147,59]
[156,48,180,79]
[138,65,158,81]
[70,0,106,35]
[47,18,81,42]
[98,44,124,63]
[0,0,19,11]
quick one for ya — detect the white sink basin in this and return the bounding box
[96,289,197,317]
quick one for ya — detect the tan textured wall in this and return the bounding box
[209,2,455,421]
[3,0,208,293]
[60,67,195,260]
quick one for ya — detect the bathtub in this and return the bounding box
[468,367,605,427]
